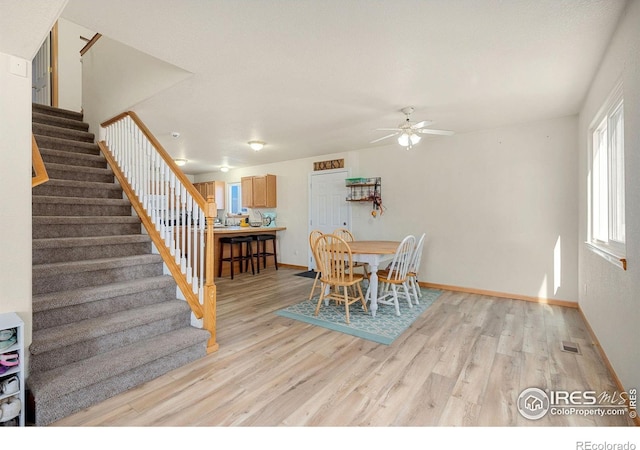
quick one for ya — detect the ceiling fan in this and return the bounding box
[370,106,454,149]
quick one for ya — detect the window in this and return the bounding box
[228,182,243,214]
[588,82,626,269]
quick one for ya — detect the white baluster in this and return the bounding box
[150,149,156,226]
[180,183,187,273]
[198,208,206,297]
[185,194,193,283]
[163,164,171,249]
[103,116,206,305]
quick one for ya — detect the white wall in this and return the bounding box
[578,0,640,393]
[199,115,579,303]
[81,35,191,135]
[0,52,34,346]
[357,116,579,302]
[57,17,94,112]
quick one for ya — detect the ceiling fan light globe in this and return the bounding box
[410,134,421,145]
[397,133,410,147]
[248,140,265,151]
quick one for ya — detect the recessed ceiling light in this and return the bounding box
[174,159,187,166]
[220,166,229,172]
[248,140,265,151]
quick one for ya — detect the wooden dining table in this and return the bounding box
[347,240,400,317]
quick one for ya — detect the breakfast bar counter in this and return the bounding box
[213,226,286,235]
[174,226,286,277]
[213,226,286,277]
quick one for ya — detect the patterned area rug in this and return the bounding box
[275,288,442,345]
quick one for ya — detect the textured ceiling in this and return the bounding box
[59,0,627,174]
[0,0,67,60]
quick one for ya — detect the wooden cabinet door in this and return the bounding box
[193,181,225,209]
[205,182,216,199]
[241,176,253,207]
[252,176,267,207]
[193,182,206,201]
[264,174,277,208]
[241,175,276,208]
[214,181,225,209]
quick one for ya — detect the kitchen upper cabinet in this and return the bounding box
[193,181,225,209]
[241,176,253,208]
[241,174,276,208]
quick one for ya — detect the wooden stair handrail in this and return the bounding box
[32,134,49,188]
[99,111,218,353]
[101,111,206,211]
[80,33,102,56]
[98,141,218,353]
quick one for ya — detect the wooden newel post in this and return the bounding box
[204,195,219,353]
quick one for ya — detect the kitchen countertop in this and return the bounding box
[213,226,286,233]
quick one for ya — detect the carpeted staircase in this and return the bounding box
[29,103,211,426]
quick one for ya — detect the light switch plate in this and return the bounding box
[9,56,28,78]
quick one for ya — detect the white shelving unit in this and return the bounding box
[0,312,25,427]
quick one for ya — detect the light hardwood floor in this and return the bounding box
[52,267,633,426]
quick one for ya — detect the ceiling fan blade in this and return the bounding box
[370,132,399,143]
[375,128,402,131]
[411,120,433,129]
[418,128,455,136]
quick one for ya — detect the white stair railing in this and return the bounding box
[100,111,218,353]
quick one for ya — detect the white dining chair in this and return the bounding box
[370,234,415,316]
[407,232,426,304]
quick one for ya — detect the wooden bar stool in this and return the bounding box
[251,234,278,273]
[218,236,255,279]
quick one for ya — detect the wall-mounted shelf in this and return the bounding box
[345,177,381,201]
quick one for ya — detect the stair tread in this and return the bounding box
[32,112,89,131]
[43,161,113,175]
[33,215,140,224]
[33,254,163,277]
[33,122,95,141]
[32,103,84,120]
[32,276,176,312]
[33,134,99,150]
[32,195,130,205]
[33,178,120,190]
[27,327,210,402]
[40,147,105,161]
[33,234,150,249]
[31,300,191,354]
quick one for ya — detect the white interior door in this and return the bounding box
[308,169,351,269]
[32,34,51,105]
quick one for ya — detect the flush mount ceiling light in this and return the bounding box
[174,159,187,166]
[220,166,229,172]
[248,140,265,151]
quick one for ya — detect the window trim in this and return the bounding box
[585,241,626,271]
[227,182,243,215]
[587,80,626,270]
